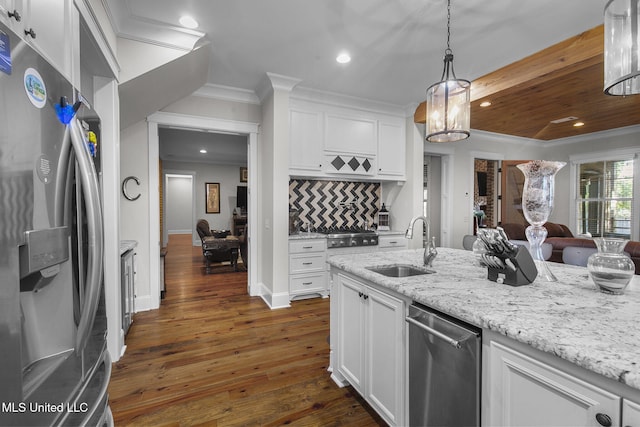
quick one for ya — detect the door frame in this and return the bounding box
[163,171,196,245]
[469,151,505,234]
[147,112,260,306]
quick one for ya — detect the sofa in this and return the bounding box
[501,222,640,275]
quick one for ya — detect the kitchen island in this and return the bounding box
[328,247,640,426]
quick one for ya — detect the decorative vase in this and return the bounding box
[516,160,566,282]
[587,238,635,294]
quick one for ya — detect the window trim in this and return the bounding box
[569,147,640,241]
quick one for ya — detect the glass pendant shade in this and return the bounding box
[426,74,471,142]
[604,0,640,95]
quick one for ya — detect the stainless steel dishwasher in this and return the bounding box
[406,303,481,427]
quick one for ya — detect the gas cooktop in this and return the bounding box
[314,226,378,248]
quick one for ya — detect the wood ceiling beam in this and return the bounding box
[414,25,604,124]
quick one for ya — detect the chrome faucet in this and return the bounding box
[405,215,437,267]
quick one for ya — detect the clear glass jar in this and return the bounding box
[587,238,635,294]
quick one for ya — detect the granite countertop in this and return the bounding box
[327,247,640,390]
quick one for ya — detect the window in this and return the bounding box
[573,153,638,240]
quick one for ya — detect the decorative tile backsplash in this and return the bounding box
[289,179,380,230]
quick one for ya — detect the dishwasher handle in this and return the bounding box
[405,316,478,349]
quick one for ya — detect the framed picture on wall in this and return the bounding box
[205,182,220,214]
[240,167,248,183]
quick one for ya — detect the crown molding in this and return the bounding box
[103,0,205,51]
[193,84,261,105]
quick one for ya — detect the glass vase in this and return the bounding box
[587,238,635,294]
[516,160,566,282]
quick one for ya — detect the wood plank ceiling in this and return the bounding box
[414,25,640,141]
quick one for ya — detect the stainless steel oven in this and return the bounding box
[406,303,481,427]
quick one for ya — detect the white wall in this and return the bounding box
[120,121,152,309]
[166,175,192,233]
[119,96,261,312]
[163,161,248,243]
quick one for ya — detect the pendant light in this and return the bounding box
[604,0,640,95]
[425,0,470,142]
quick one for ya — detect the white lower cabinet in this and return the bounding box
[289,239,328,300]
[377,234,408,251]
[487,340,621,427]
[335,272,406,426]
[624,399,640,427]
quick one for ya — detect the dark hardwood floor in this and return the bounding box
[108,234,384,426]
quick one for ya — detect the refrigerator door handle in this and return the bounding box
[69,117,104,354]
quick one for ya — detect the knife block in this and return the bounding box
[486,245,538,286]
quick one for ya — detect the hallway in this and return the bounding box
[108,234,383,426]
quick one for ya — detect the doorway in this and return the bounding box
[164,173,196,245]
[147,112,260,306]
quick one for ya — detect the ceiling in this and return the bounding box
[105,0,640,144]
[159,128,247,165]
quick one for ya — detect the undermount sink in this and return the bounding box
[366,264,434,278]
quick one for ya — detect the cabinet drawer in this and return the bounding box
[378,235,408,249]
[290,273,326,293]
[290,254,326,274]
[289,239,326,253]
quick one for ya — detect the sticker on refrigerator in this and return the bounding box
[24,68,47,109]
[0,31,10,75]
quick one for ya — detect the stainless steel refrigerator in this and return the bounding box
[0,20,112,426]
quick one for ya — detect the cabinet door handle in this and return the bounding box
[302,282,313,285]
[595,413,612,427]
[8,10,21,21]
[363,294,369,300]
[24,28,36,39]
[302,262,313,265]
[389,241,397,244]
[302,246,313,249]
[358,292,363,298]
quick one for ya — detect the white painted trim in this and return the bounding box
[439,154,454,248]
[259,285,291,310]
[470,129,540,146]
[94,77,122,361]
[424,144,454,247]
[168,229,192,234]
[163,170,196,246]
[148,111,259,134]
[75,0,120,78]
[147,121,161,311]
[569,149,640,241]
[546,124,640,146]
[569,146,640,162]
[147,112,260,299]
[133,294,153,312]
[291,86,407,118]
[193,83,261,105]
[468,151,505,235]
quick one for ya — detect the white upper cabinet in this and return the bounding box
[0,0,75,81]
[0,0,24,33]
[377,120,405,179]
[324,113,377,156]
[25,0,74,80]
[290,108,324,173]
[289,99,406,181]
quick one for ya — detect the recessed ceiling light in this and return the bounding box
[479,101,492,107]
[573,121,585,127]
[336,52,351,64]
[179,15,199,29]
[200,149,207,154]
